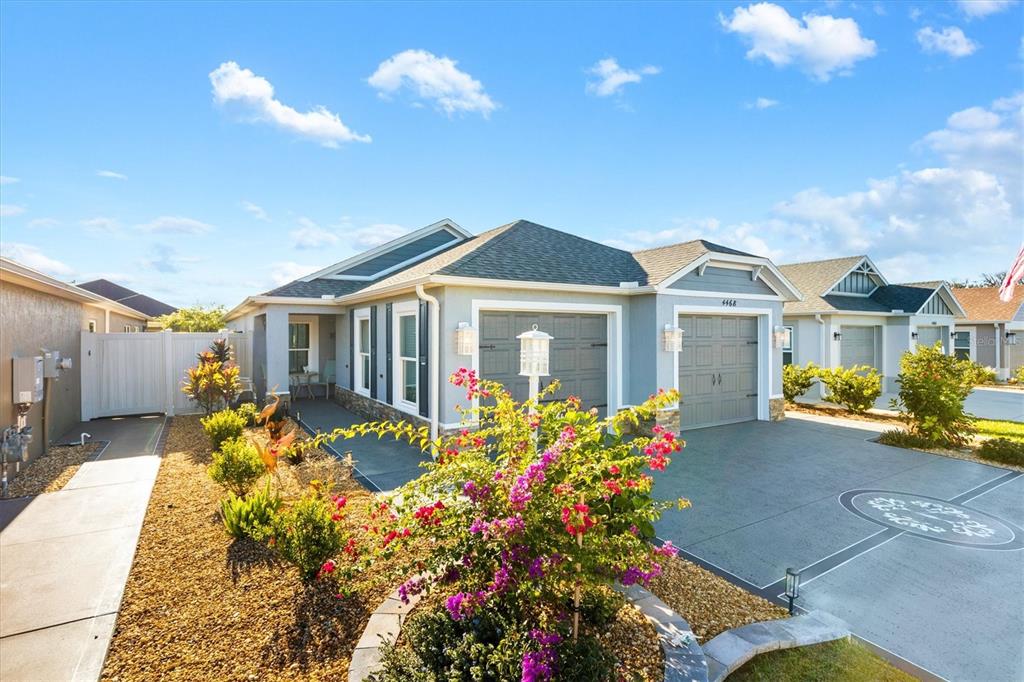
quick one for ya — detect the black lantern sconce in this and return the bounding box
[784,567,801,615]
[832,331,842,341]
[1007,331,1018,346]
[911,332,919,340]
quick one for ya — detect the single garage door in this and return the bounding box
[840,326,878,369]
[479,312,608,415]
[677,314,758,429]
[916,326,945,351]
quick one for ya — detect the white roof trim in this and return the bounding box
[918,283,967,318]
[300,218,470,282]
[656,252,803,301]
[823,255,889,296]
[1,256,149,320]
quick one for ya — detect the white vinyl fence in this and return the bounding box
[81,331,252,420]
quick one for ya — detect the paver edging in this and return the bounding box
[701,610,851,682]
[349,579,707,682]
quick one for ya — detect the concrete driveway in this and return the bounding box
[654,417,1023,682]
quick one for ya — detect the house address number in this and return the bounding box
[721,299,737,307]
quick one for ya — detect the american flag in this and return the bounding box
[1000,243,1024,303]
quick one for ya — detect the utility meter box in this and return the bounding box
[12,356,44,404]
[43,350,71,378]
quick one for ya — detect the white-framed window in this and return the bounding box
[393,301,419,410]
[782,325,794,365]
[354,308,371,396]
[123,324,132,333]
[87,320,97,333]
[288,315,319,374]
[953,330,972,361]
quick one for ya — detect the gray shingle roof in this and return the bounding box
[780,257,945,315]
[265,220,769,299]
[76,278,177,316]
[871,281,944,313]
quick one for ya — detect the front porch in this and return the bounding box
[250,308,344,404]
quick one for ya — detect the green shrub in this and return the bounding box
[202,408,247,450]
[221,483,280,540]
[977,438,1024,466]
[783,362,818,402]
[818,365,881,414]
[965,362,996,386]
[271,489,343,579]
[208,436,265,496]
[877,429,935,450]
[235,402,259,426]
[1014,365,1024,385]
[890,343,976,447]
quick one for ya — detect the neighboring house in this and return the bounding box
[76,278,177,330]
[0,257,149,465]
[226,219,802,436]
[779,255,966,395]
[950,286,1024,380]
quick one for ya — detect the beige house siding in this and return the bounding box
[109,311,144,332]
[0,281,83,463]
[82,304,105,332]
[82,304,146,332]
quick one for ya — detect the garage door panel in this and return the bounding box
[679,314,759,429]
[840,326,877,369]
[576,346,604,372]
[578,316,605,340]
[681,400,714,428]
[481,314,512,340]
[551,347,578,373]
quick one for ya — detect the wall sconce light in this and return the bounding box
[784,567,801,615]
[662,324,684,352]
[911,332,919,340]
[1007,331,1019,345]
[832,331,842,342]
[950,330,957,338]
[773,325,791,350]
[454,322,477,356]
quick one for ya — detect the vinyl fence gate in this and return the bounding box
[81,331,252,420]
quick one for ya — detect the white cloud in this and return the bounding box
[210,61,370,147]
[0,176,19,185]
[1,204,26,217]
[27,217,60,228]
[746,97,780,109]
[916,26,978,58]
[81,217,121,233]
[368,49,497,117]
[241,200,270,221]
[720,2,877,81]
[96,169,127,180]
[139,244,200,274]
[0,242,74,276]
[585,58,660,97]
[270,261,323,286]
[137,215,213,234]
[604,217,785,261]
[290,217,340,249]
[956,0,1016,18]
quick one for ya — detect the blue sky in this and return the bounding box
[1,0,1021,308]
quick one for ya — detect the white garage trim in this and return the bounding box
[672,304,773,422]
[470,299,623,413]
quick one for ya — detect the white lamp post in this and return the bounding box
[517,324,552,405]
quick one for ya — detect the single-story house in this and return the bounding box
[950,286,1024,380]
[779,255,966,394]
[1,256,149,466]
[226,219,803,437]
[76,278,177,329]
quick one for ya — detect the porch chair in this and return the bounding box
[313,359,336,399]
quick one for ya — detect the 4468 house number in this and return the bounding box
[721,299,737,307]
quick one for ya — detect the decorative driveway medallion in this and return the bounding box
[840,490,1024,550]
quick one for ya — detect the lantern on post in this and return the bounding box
[517,324,552,404]
[773,325,791,349]
[662,324,684,352]
[784,567,801,615]
[454,322,477,356]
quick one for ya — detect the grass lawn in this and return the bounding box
[974,418,1024,442]
[728,638,916,682]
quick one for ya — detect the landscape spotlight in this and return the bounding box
[784,567,801,615]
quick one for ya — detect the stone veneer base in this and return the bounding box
[769,398,785,422]
[334,386,429,428]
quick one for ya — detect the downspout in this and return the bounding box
[415,284,440,448]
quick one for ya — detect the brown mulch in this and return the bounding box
[788,402,1024,472]
[101,416,409,682]
[4,442,103,498]
[649,557,787,644]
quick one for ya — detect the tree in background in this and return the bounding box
[951,272,1009,288]
[157,305,227,332]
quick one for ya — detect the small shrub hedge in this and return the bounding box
[1014,365,1024,385]
[782,362,818,402]
[235,402,259,426]
[877,429,935,450]
[977,438,1024,466]
[202,408,247,450]
[818,365,881,414]
[271,487,345,579]
[967,363,997,386]
[221,483,280,541]
[890,343,976,447]
[208,436,265,496]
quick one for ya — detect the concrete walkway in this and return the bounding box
[800,386,1024,422]
[0,416,165,682]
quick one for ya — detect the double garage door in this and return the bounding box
[478,312,608,415]
[678,314,759,429]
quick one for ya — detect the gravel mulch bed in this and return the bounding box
[649,557,787,644]
[3,442,103,498]
[101,416,416,682]
[600,600,663,681]
[788,403,1024,472]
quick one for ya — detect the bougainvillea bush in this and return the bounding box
[890,342,977,447]
[306,370,688,680]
